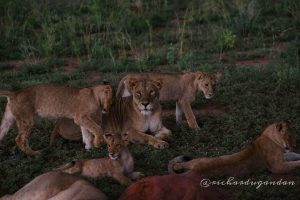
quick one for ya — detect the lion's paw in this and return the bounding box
[130,172,145,180]
[85,143,93,150]
[153,140,169,149]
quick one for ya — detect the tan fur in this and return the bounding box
[0,84,113,155]
[116,71,222,129]
[55,133,144,185]
[51,79,170,149]
[0,172,107,200]
[169,121,300,176]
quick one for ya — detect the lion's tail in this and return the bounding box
[0,91,12,97]
[168,155,192,174]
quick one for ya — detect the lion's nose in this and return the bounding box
[142,102,149,107]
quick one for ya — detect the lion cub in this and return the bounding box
[117,71,221,129]
[169,120,300,176]
[55,132,144,185]
[0,84,113,155]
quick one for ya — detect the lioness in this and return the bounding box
[0,172,107,200]
[0,84,113,155]
[55,132,144,185]
[168,120,300,176]
[51,79,170,149]
[116,71,222,129]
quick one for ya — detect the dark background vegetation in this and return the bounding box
[0,0,299,199]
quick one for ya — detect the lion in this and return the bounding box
[168,120,300,176]
[0,171,107,200]
[116,71,222,129]
[0,83,113,155]
[50,79,170,149]
[54,132,144,185]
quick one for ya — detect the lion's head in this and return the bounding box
[264,120,296,152]
[127,78,162,116]
[103,132,129,160]
[194,71,221,99]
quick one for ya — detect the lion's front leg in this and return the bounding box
[178,99,199,129]
[74,116,103,148]
[129,129,169,149]
[154,126,171,140]
[80,127,93,150]
[112,172,133,185]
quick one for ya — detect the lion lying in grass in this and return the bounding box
[0,172,107,200]
[0,84,113,155]
[169,120,300,176]
[54,132,144,185]
[116,71,221,129]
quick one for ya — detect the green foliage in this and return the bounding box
[208,26,237,57]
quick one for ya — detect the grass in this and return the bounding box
[0,0,300,199]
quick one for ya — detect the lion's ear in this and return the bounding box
[151,79,163,90]
[195,71,205,80]
[214,72,222,82]
[277,120,290,132]
[127,78,138,92]
[276,123,283,132]
[276,121,289,133]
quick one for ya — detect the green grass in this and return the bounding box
[0,0,300,199]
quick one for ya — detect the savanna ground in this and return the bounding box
[0,0,300,199]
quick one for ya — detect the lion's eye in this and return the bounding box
[136,91,141,97]
[205,83,209,87]
[150,90,155,96]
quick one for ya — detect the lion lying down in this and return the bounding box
[0,84,113,155]
[169,120,300,176]
[0,172,107,200]
[54,132,144,185]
